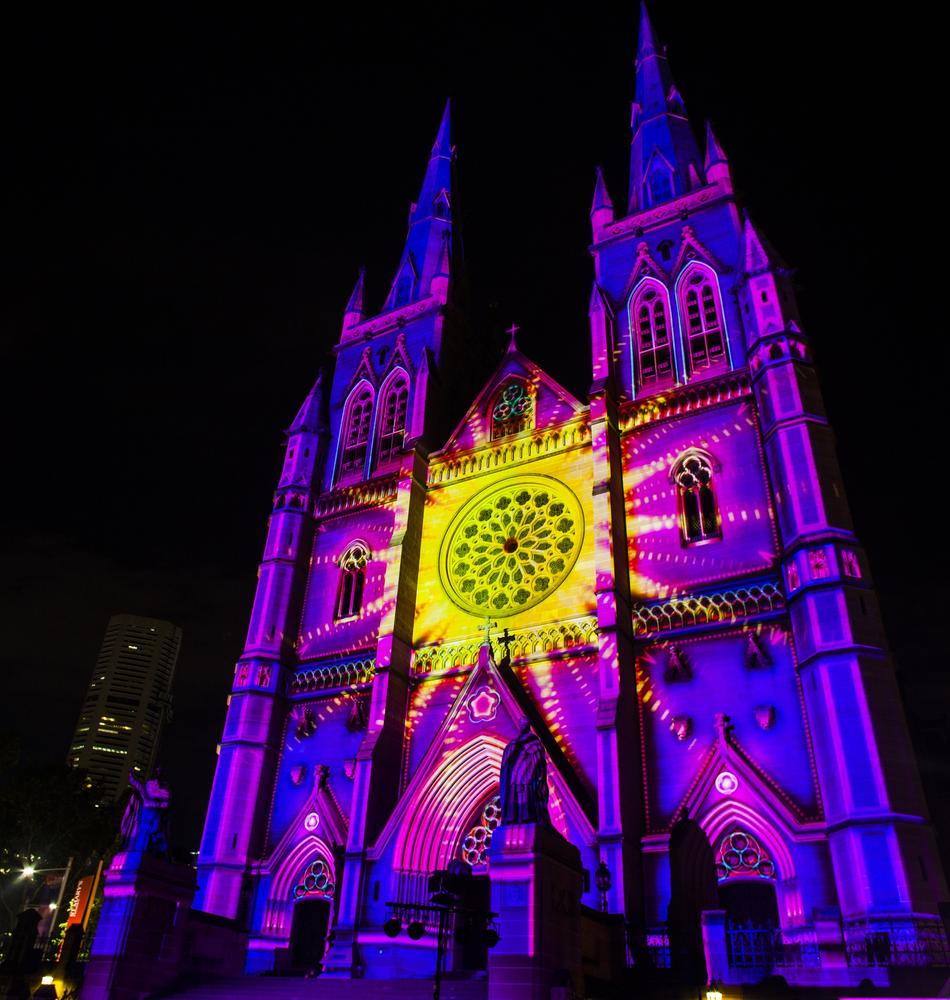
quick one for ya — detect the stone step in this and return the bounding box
[160,975,488,1000]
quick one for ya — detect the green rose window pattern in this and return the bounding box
[715,830,775,881]
[441,476,584,617]
[461,796,502,867]
[491,382,532,439]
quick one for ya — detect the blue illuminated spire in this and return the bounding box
[385,99,456,309]
[628,3,703,213]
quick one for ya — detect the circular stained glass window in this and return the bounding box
[441,476,584,617]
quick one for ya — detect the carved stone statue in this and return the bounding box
[119,768,171,857]
[499,719,550,825]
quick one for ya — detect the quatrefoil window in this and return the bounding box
[491,381,532,439]
[441,476,584,617]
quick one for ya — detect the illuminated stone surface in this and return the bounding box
[172,8,949,995]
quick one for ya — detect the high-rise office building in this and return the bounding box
[68,614,182,801]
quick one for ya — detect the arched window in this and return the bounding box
[631,281,673,388]
[490,379,532,440]
[339,385,373,479]
[334,542,369,620]
[673,451,720,544]
[375,372,409,467]
[680,265,726,376]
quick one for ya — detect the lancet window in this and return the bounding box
[339,385,374,479]
[680,265,726,376]
[334,542,369,621]
[631,281,674,388]
[375,372,409,467]
[673,451,720,544]
[490,380,533,440]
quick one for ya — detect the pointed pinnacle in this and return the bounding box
[704,121,727,168]
[432,98,452,156]
[637,2,659,62]
[742,213,773,274]
[289,373,324,434]
[344,267,366,317]
[591,166,614,216]
[589,282,606,313]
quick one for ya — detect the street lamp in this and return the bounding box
[595,860,611,913]
[705,981,723,1000]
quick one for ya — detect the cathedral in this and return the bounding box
[191,6,948,991]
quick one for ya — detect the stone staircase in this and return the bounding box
[158,974,488,1000]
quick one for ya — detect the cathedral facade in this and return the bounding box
[194,8,948,987]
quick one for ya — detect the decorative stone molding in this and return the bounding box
[428,420,590,487]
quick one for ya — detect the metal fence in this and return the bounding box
[844,918,950,968]
[726,922,820,969]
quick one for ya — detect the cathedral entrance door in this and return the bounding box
[289,897,331,973]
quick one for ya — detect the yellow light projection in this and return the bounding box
[439,475,584,617]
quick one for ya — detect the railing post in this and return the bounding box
[700,909,729,984]
[813,906,846,973]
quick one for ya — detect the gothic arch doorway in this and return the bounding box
[667,816,718,986]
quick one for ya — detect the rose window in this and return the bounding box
[461,796,502,867]
[715,830,775,880]
[441,476,584,617]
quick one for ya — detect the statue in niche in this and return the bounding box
[119,768,171,857]
[499,719,550,826]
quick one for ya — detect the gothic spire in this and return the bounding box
[288,372,325,435]
[343,268,366,330]
[741,213,784,275]
[385,100,457,310]
[591,166,615,239]
[628,3,704,213]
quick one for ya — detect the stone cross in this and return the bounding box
[478,618,497,645]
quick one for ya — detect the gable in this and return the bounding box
[437,346,586,456]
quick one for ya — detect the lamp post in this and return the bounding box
[595,859,611,914]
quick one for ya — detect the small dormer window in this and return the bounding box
[491,381,532,440]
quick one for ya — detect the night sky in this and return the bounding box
[4,6,946,856]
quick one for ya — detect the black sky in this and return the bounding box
[3,5,947,855]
